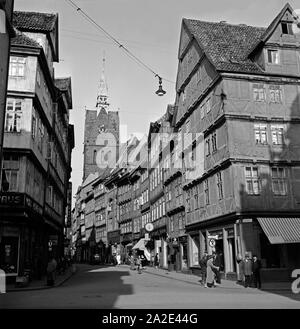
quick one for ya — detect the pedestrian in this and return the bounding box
[206,254,219,288]
[136,255,142,274]
[130,254,135,270]
[236,254,244,284]
[140,254,145,269]
[116,254,121,265]
[213,251,223,285]
[252,255,261,289]
[199,252,208,287]
[154,253,159,269]
[243,252,253,288]
[46,257,57,286]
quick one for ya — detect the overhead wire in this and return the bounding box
[64,0,175,85]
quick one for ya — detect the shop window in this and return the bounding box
[260,233,281,268]
[0,236,19,274]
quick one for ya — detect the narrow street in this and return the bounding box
[1,264,300,309]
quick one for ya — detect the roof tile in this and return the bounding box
[13,11,57,32]
[184,19,266,74]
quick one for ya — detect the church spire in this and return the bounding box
[96,52,109,110]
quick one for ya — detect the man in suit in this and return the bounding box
[213,251,223,285]
[252,255,261,289]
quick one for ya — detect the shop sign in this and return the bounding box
[208,235,218,240]
[209,239,216,247]
[0,193,24,206]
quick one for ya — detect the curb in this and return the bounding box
[6,267,77,293]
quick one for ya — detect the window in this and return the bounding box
[93,150,97,164]
[194,187,199,209]
[170,217,174,232]
[281,22,293,35]
[204,179,210,205]
[47,185,54,206]
[254,123,267,144]
[245,167,260,195]
[196,69,201,84]
[5,98,22,132]
[271,167,287,196]
[271,125,284,145]
[253,83,266,102]
[205,138,211,156]
[269,85,282,103]
[32,107,37,139]
[206,97,211,113]
[9,56,26,77]
[186,190,191,212]
[2,155,19,191]
[216,172,224,200]
[37,70,41,86]
[182,91,186,104]
[200,104,205,119]
[267,50,279,64]
[178,213,184,230]
[211,131,217,153]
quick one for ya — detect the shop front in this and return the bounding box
[186,219,238,279]
[0,192,51,282]
[237,217,300,285]
[150,225,167,269]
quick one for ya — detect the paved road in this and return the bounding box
[1,264,300,309]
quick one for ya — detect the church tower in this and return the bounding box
[82,55,120,182]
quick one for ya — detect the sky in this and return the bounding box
[14,0,299,203]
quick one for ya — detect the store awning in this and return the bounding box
[132,238,146,250]
[257,217,300,244]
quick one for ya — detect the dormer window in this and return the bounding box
[281,22,293,35]
[267,49,279,64]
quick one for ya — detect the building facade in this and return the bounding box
[0,11,74,280]
[173,3,300,281]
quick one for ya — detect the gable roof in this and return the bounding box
[248,3,296,56]
[184,19,265,74]
[13,11,57,32]
[11,28,42,48]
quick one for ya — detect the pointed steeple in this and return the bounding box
[96,52,109,110]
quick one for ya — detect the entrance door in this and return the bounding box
[0,236,19,274]
[227,238,236,272]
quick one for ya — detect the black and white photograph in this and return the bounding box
[0,0,300,321]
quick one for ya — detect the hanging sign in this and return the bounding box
[209,239,216,248]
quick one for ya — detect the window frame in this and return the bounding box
[245,166,260,195]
